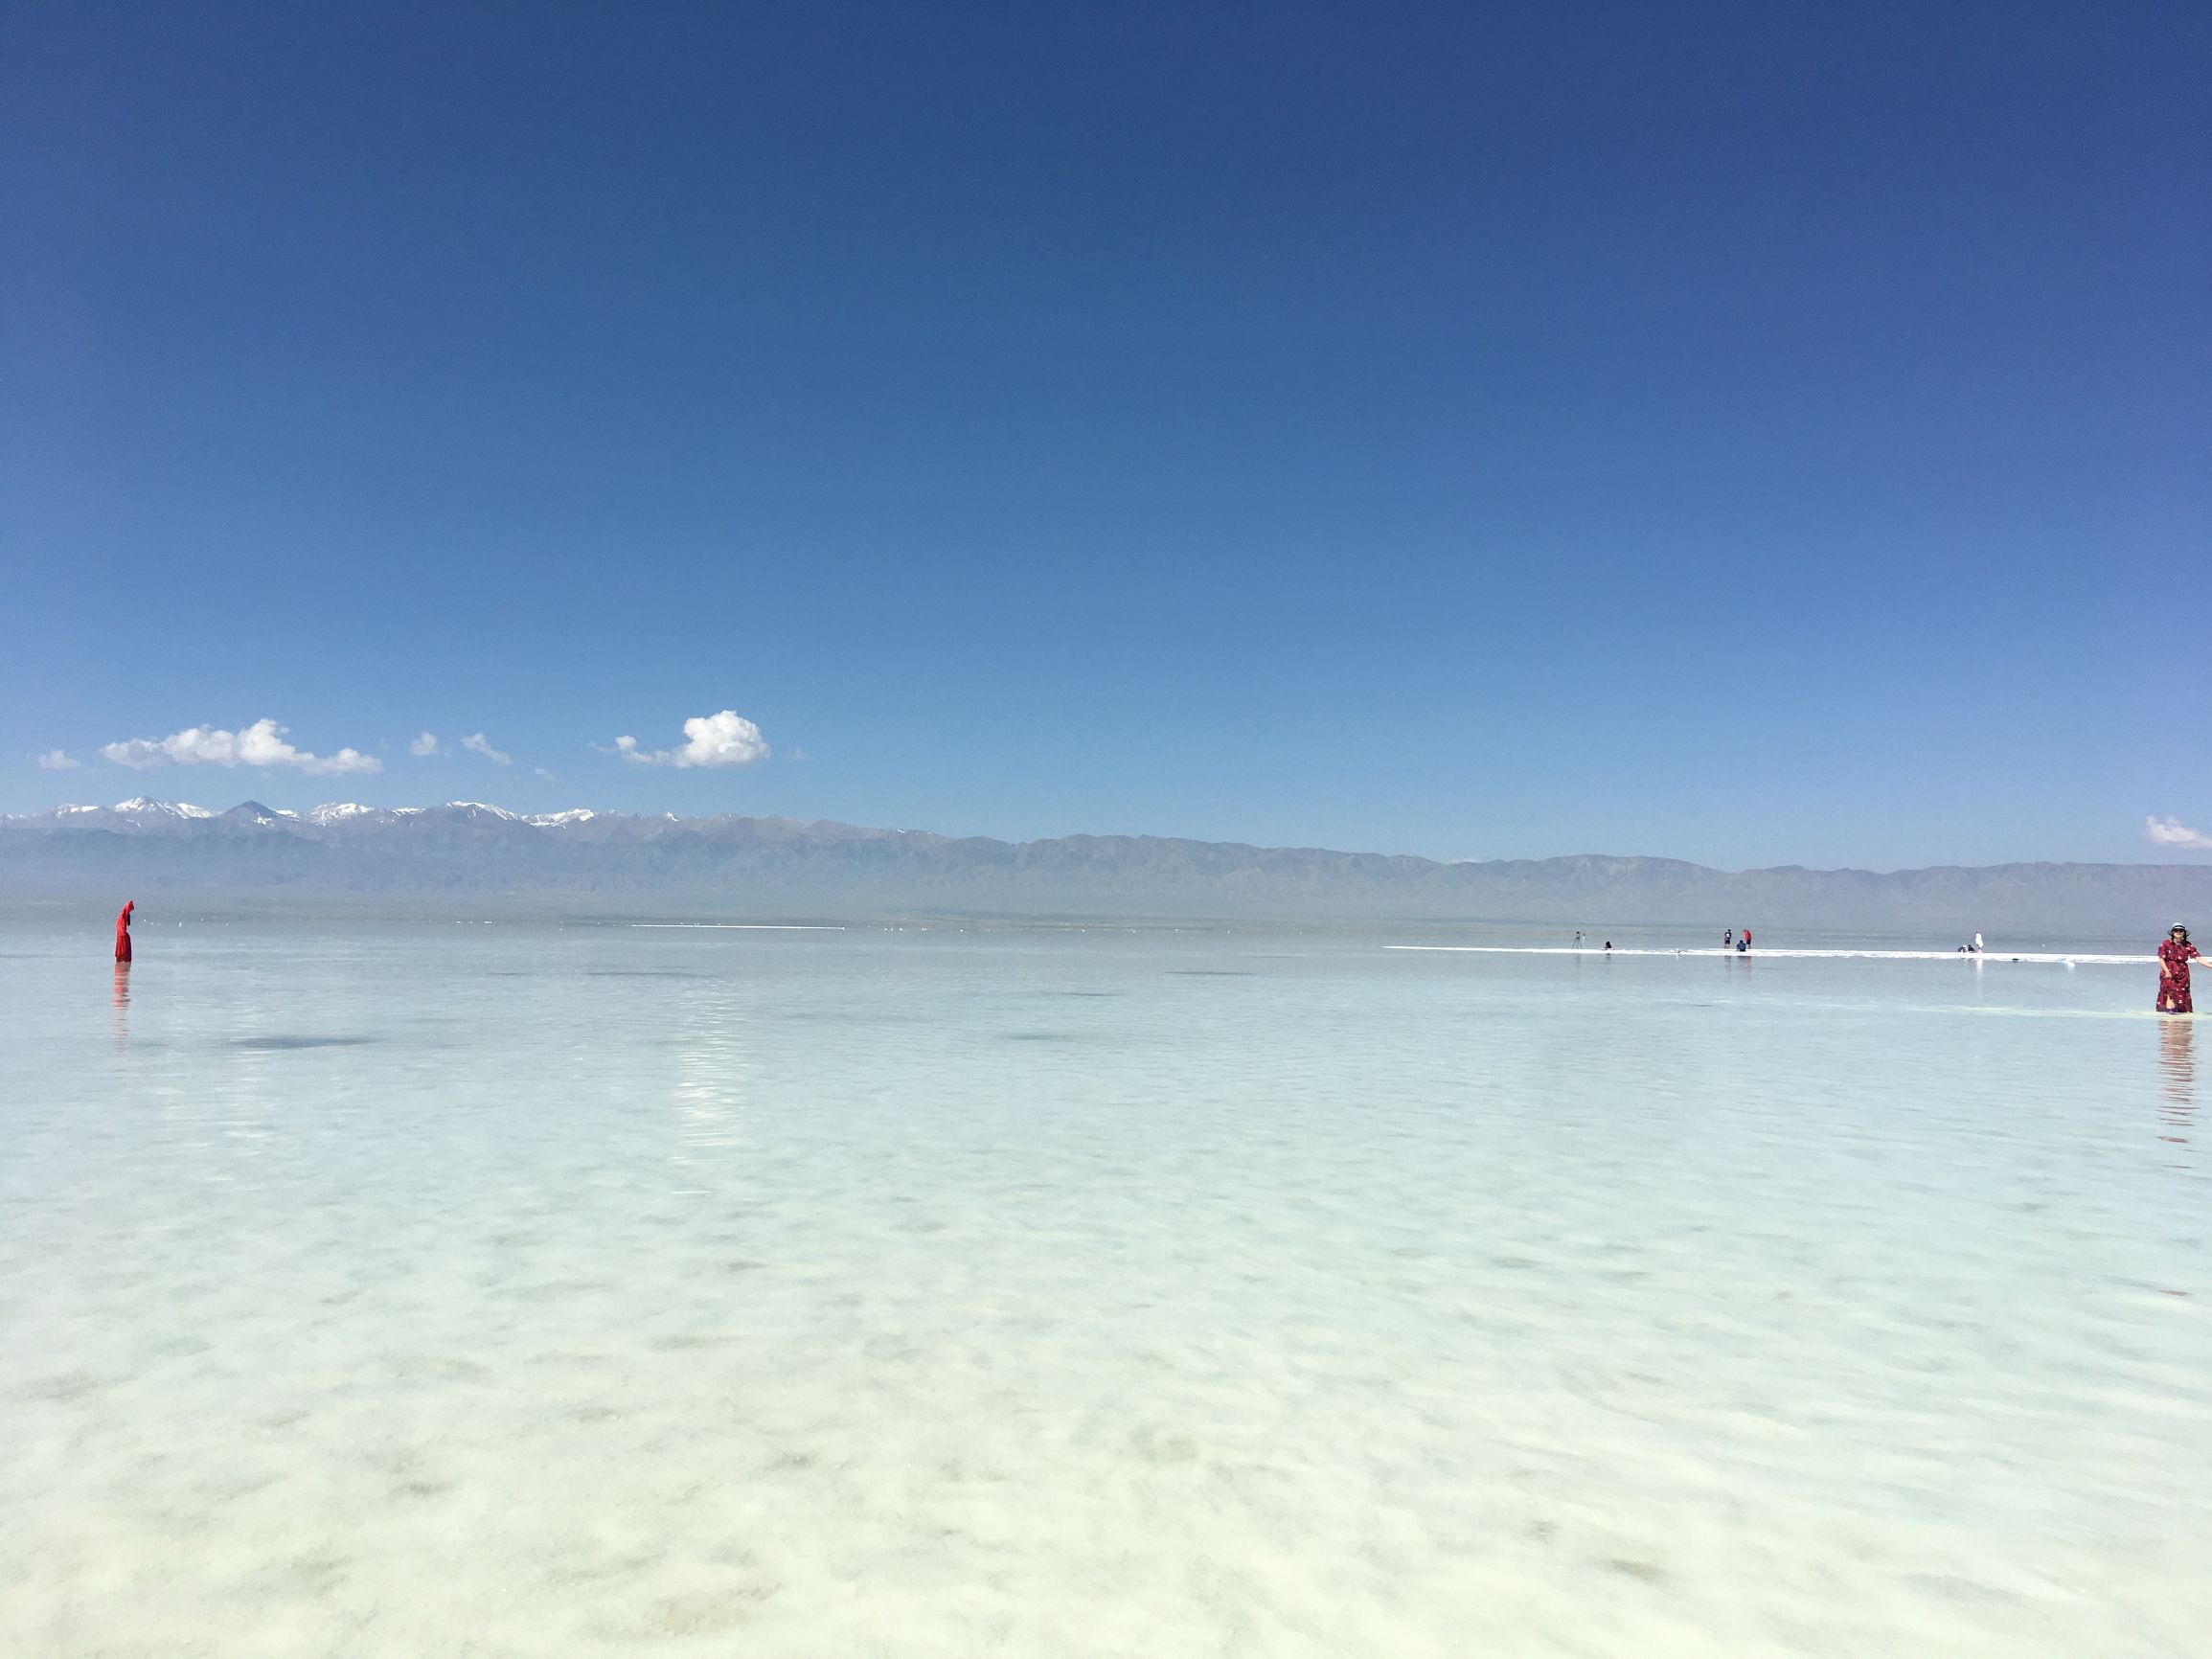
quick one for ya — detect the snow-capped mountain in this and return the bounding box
[222,801,298,826]
[23,799,233,833]
[114,797,217,821]
[0,797,624,846]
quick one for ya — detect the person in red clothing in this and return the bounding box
[113,899,133,964]
[2156,923,2199,1013]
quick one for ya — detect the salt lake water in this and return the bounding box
[2,920,2205,1656]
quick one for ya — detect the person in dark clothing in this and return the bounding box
[2157,924,2200,1014]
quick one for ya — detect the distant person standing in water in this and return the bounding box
[2157,924,2200,1013]
[113,899,134,964]
[1723,929,1734,950]
[1737,928,1751,953]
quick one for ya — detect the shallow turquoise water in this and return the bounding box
[2,922,2205,1655]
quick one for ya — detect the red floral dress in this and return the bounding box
[2157,938,2199,1012]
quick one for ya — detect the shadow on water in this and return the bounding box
[477,968,709,979]
[2157,1018,2195,1150]
[229,1035,378,1051]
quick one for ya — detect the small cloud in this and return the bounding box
[2147,815,2212,851]
[35,749,82,770]
[787,746,811,762]
[410,733,443,757]
[607,710,769,768]
[461,732,512,765]
[535,767,556,781]
[101,717,381,776]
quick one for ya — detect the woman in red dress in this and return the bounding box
[113,899,133,964]
[2156,923,2199,1013]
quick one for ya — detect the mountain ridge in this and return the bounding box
[5,798,2208,934]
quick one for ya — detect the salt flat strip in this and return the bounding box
[1383,945,2155,965]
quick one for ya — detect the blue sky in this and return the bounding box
[3,2,2205,869]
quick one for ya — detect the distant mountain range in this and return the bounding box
[5,796,2208,936]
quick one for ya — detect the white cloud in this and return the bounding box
[535,767,556,781]
[461,732,512,765]
[101,718,381,777]
[410,732,444,757]
[609,710,769,768]
[2147,816,2212,851]
[35,749,81,770]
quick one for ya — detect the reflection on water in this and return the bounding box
[4,926,2207,1658]
[110,963,129,1049]
[671,980,751,1182]
[2158,1016,2195,1148]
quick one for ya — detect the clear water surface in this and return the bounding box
[2,920,2204,1656]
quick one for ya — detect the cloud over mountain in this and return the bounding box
[100,718,381,776]
[461,733,512,764]
[35,750,81,770]
[2147,816,2212,851]
[610,710,768,768]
